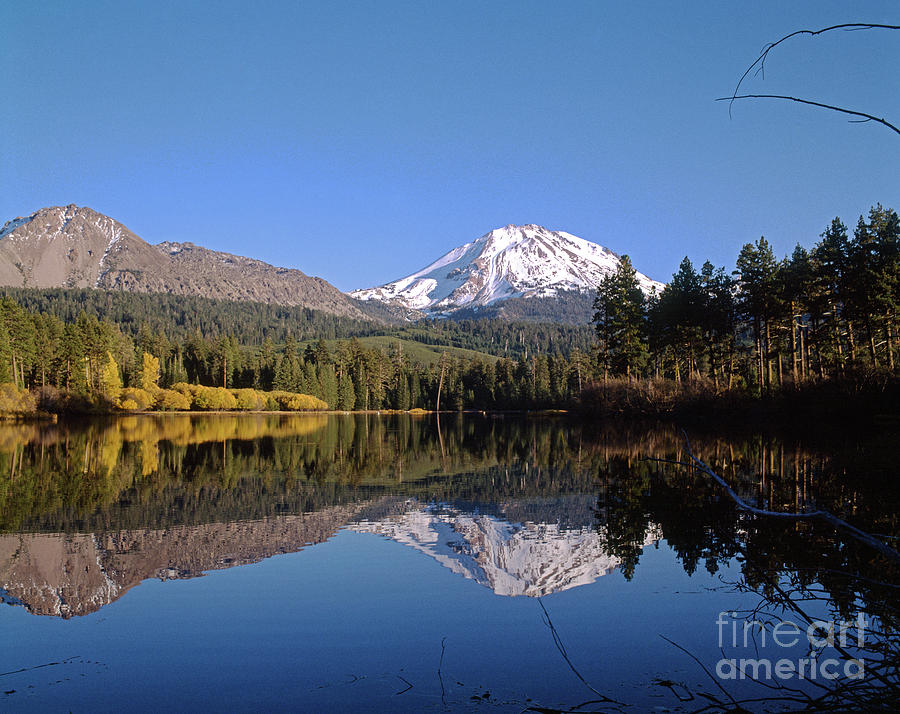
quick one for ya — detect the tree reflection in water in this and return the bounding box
[595,432,900,711]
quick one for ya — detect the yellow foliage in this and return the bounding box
[96,381,328,413]
[155,389,192,411]
[141,352,161,393]
[233,388,267,411]
[0,383,38,415]
[191,386,238,410]
[140,439,159,476]
[268,390,328,411]
[120,388,155,410]
[120,399,139,411]
[99,352,123,402]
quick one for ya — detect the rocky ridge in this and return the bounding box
[0,205,372,319]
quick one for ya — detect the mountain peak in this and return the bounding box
[351,224,663,318]
[0,205,376,320]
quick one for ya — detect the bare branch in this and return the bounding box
[730,23,900,111]
[723,23,900,135]
[717,94,900,136]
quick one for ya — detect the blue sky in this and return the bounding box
[2,1,898,291]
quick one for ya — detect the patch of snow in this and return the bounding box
[95,223,124,287]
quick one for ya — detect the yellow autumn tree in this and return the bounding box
[141,352,161,393]
[99,352,123,404]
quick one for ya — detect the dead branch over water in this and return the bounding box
[650,431,900,564]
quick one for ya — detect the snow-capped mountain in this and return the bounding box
[349,501,660,597]
[351,224,664,317]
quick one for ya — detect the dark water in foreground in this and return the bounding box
[0,414,897,712]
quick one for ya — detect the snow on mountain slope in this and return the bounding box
[351,224,664,315]
[348,501,660,597]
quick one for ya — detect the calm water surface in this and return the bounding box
[0,414,897,712]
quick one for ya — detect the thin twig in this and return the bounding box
[395,674,413,695]
[659,635,739,708]
[438,636,446,704]
[537,598,622,704]
[0,657,80,678]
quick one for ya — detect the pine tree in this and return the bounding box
[736,238,779,390]
[57,323,86,393]
[338,372,356,410]
[0,321,11,383]
[593,255,648,378]
[318,364,339,408]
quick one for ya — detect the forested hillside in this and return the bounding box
[0,287,595,359]
[0,291,597,413]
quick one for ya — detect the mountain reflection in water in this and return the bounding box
[0,498,660,616]
[0,413,897,622]
[350,501,660,597]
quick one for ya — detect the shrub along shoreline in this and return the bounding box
[0,381,328,418]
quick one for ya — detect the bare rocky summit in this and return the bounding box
[0,205,372,319]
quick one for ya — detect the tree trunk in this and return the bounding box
[790,302,798,384]
[755,318,763,392]
[435,354,446,412]
[887,320,895,371]
[800,324,809,380]
[830,304,843,375]
[727,348,734,389]
[864,316,877,367]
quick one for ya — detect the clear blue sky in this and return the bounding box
[2,1,898,291]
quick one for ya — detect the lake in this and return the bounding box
[0,413,897,712]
